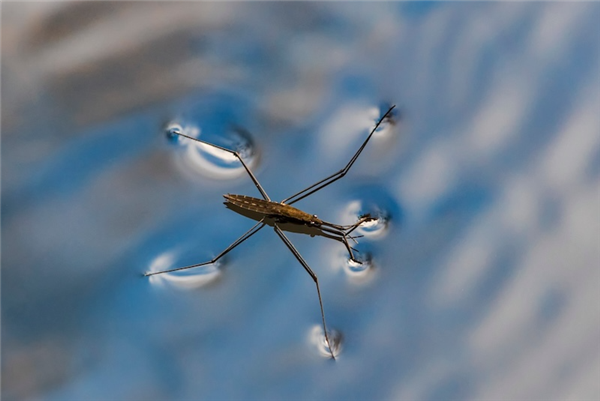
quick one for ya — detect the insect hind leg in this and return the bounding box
[273,224,338,360]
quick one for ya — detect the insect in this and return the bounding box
[146,105,396,359]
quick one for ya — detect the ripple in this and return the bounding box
[342,200,390,239]
[338,184,402,239]
[146,251,222,290]
[308,325,343,359]
[162,91,260,181]
[373,103,399,137]
[347,249,374,273]
[330,244,378,285]
[165,122,186,143]
[166,120,259,181]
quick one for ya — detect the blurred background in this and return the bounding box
[2,3,599,400]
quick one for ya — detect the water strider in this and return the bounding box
[146,105,396,359]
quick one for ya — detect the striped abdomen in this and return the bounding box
[223,194,322,225]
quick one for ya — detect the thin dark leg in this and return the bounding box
[318,226,360,263]
[322,215,376,233]
[282,105,396,205]
[316,230,361,252]
[145,220,266,276]
[273,224,337,360]
[172,131,271,201]
[315,215,375,262]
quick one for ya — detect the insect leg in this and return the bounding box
[318,226,361,263]
[273,224,337,360]
[282,105,396,205]
[171,131,271,201]
[145,220,266,276]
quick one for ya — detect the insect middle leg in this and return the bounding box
[145,220,266,276]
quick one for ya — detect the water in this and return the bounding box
[2,3,599,401]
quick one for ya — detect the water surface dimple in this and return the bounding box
[375,102,399,135]
[166,120,259,181]
[308,325,343,359]
[165,122,185,143]
[341,199,390,239]
[330,243,377,285]
[146,251,222,290]
[346,248,376,283]
[338,184,402,239]
[162,91,260,182]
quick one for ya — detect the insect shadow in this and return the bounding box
[146,105,397,360]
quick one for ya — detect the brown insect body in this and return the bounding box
[223,194,323,226]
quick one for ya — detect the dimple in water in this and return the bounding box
[343,200,392,240]
[148,251,221,289]
[146,105,397,360]
[166,121,257,180]
[310,325,343,359]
